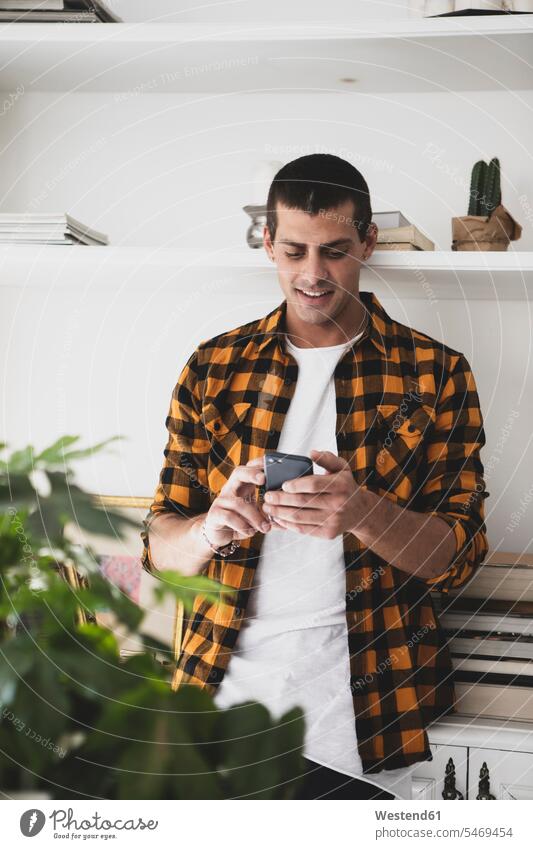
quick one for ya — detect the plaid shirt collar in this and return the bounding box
[252,290,393,359]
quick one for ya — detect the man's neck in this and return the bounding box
[284,298,368,349]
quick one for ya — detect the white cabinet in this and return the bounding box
[411,716,533,799]
[468,748,533,800]
[412,743,468,800]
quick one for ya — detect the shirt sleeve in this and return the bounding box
[140,348,211,574]
[414,352,490,593]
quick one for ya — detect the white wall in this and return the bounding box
[1,267,531,555]
[0,83,531,556]
[0,91,531,251]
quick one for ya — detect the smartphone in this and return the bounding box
[263,450,314,492]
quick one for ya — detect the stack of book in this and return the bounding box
[436,551,533,721]
[0,213,109,245]
[0,1,121,21]
[373,211,435,252]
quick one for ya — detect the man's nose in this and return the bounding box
[299,251,328,286]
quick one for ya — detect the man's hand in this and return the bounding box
[262,449,363,539]
[204,457,272,548]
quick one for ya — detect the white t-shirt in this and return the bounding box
[213,326,415,799]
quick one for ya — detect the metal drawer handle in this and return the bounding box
[476,761,496,800]
[442,757,465,800]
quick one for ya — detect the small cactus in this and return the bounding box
[484,157,501,215]
[468,160,486,216]
[468,157,501,217]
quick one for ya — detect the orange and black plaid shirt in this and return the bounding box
[141,290,489,773]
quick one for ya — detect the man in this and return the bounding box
[141,154,489,800]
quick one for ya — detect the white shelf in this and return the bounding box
[0,17,531,94]
[1,244,532,299]
[429,715,533,752]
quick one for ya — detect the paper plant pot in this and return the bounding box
[451,204,522,251]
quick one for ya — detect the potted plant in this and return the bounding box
[451,157,522,251]
[0,436,305,799]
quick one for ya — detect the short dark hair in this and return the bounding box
[266,153,372,243]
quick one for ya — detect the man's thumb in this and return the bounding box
[310,449,348,473]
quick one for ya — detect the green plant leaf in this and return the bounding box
[5,446,35,474]
[0,475,38,511]
[213,701,306,799]
[0,635,35,704]
[154,570,237,613]
[34,436,82,465]
[78,681,223,799]
[60,435,124,462]
[34,435,124,468]
[0,431,307,799]
[23,473,139,543]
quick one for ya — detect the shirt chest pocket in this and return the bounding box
[202,400,253,491]
[373,401,436,497]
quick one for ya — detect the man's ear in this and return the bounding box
[263,224,275,261]
[362,222,378,259]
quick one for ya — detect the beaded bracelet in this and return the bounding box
[200,518,240,557]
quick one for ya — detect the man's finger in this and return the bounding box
[222,463,265,493]
[265,505,328,525]
[213,504,271,534]
[281,473,339,494]
[245,456,265,468]
[264,491,323,508]
[309,449,349,473]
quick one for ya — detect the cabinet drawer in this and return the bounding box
[468,748,533,800]
[412,744,468,800]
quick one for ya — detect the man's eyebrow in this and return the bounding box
[277,238,353,248]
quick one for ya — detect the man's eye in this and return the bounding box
[283,249,345,259]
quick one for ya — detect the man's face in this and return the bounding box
[263,200,377,329]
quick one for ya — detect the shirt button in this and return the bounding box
[284,376,293,385]
[268,428,276,436]
[407,424,416,433]
[213,422,220,431]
